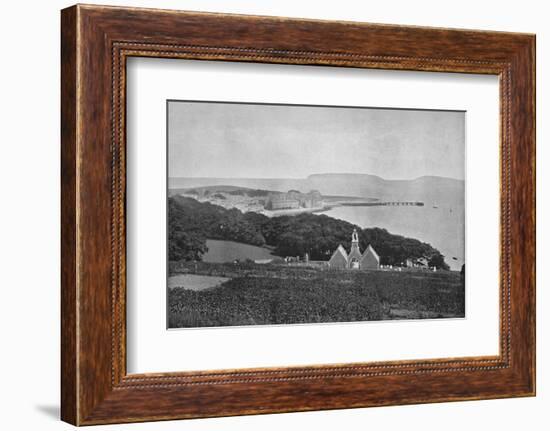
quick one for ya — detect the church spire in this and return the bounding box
[350,229,361,254]
[352,228,359,245]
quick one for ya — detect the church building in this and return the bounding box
[328,229,380,270]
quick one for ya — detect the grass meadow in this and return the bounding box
[168,262,465,328]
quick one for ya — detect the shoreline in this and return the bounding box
[262,200,425,217]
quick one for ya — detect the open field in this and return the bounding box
[168,274,230,291]
[168,262,465,328]
[202,239,275,263]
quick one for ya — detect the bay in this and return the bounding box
[323,203,464,271]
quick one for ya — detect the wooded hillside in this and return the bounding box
[169,196,449,269]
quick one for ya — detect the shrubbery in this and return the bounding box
[169,196,450,269]
[168,264,464,327]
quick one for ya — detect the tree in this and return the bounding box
[167,195,451,268]
[428,253,450,270]
[168,197,209,261]
[168,228,208,261]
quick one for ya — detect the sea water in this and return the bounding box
[323,204,465,271]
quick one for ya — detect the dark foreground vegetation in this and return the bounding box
[169,196,450,269]
[168,262,464,328]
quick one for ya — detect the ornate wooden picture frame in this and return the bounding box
[61,4,535,425]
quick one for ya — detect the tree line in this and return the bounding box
[168,196,450,269]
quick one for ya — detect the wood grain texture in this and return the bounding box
[60,5,78,425]
[60,4,536,425]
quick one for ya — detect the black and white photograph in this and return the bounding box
[0,0,542,428]
[167,100,466,328]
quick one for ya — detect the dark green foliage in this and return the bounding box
[428,253,450,271]
[168,199,208,261]
[169,196,265,261]
[360,228,442,267]
[259,213,447,268]
[168,263,465,328]
[168,196,449,268]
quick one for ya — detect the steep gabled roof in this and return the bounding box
[331,244,348,260]
[362,244,380,261]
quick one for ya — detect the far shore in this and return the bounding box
[262,204,333,217]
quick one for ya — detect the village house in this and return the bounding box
[406,257,430,268]
[328,229,380,270]
[266,190,323,210]
[266,193,300,210]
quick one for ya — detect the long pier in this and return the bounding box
[339,201,424,207]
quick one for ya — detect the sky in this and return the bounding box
[168,101,465,181]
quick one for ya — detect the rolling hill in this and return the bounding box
[169,173,464,205]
